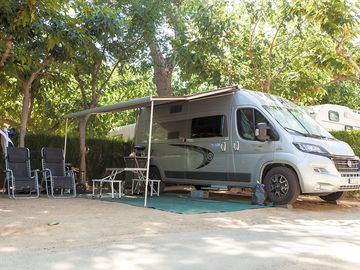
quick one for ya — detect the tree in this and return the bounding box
[66,0,143,183]
[302,0,360,87]
[0,0,73,146]
[129,0,186,96]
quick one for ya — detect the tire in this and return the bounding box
[319,192,343,202]
[263,167,300,205]
[149,166,165,193]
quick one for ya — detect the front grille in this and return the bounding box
[339,185,360,190]
[331,157,359,173]
[341,173,360,178]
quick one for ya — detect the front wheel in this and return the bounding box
[263,167,300,205]
[319,192,343,202]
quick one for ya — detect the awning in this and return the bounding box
[63,85,238,119]
[62,85,238,207]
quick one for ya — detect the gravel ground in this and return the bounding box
[0,193,359,270]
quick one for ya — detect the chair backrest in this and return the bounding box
[41,147,65,176]
[6,147,31,178]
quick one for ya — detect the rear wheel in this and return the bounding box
[149,167,165,193]
[263,167,300,205]
[319,192,343,202]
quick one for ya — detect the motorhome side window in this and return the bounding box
[237,108,269,140]
[328,110,339,122]
[191,115,227,138]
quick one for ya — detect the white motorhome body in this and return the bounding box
[135,89,360,204]
[305,104,360,131]
[108,123,135,140]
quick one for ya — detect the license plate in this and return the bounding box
[348,178,360,184]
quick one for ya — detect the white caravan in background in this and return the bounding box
[108,123,135,140]
[304,104,360,131]
[135,88,360,205]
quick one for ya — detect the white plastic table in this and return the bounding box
[92,168,124,199]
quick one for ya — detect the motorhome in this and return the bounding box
[135,88,360,204]
[108,123,135,140]
[304,104,360,131]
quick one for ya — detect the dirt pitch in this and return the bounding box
[1,193,360,270]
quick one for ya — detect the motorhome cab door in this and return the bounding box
[230,106,275,186]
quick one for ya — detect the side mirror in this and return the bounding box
[255,123,271,142]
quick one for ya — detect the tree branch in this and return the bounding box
[28,56,53,86]
[90,59,102,107]
[264,27,281,93]
[97,59,124,96]
[74,70,89,109]
[311,74,360,90]
[0,35,13,69]
[335,30,360,78]
[148,39,166,68]
[246,14,263,88]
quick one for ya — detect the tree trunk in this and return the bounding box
[153,67,173,96]
[79,116,89,185]
[148,40,174,97]
[19,80,32,147]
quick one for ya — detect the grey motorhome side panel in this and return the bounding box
[135,93,252,187]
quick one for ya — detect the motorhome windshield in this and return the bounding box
[263,105,334,139]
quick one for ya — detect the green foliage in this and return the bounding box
[1,0,360,152]
[0,133,132,186]
[320,82,360,110]
[331,130,360,157]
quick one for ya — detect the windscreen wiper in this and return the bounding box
[284,127,334,140]
[307,133,336,140]
[283,127,310,137]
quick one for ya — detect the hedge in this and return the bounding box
[1,134,131,187]
[331,130,360,157]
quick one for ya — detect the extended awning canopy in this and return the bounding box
[63,86,238,119]
[63,85,238,207]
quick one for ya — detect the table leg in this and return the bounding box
[111,181,114,199]
[92,181,95,198]
[119,181,122,198]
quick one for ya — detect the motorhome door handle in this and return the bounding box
[220,142,227,152]
[233,141,240,151]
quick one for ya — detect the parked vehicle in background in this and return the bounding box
[108,123,135,140]
[135,88,360,205]
[304,104,360,131]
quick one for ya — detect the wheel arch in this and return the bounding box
[260,162,303,194]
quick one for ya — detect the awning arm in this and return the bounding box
[64,118,68,160]
[144,100,154,207]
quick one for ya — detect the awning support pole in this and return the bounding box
[64,118,68,160]
[144,99,154,207]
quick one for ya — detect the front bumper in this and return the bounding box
[297,154,360,193]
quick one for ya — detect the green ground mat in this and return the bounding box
[80,193,271,214]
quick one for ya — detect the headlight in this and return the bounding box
[293,142,329,155]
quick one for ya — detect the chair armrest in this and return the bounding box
[4,169,13,179]
[41,168,52,179]
[30,169,40,180]
[31,169,40,178]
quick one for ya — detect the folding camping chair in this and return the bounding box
[4,147,39,199]
[125,157,161,196]
[41,147,76,198]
